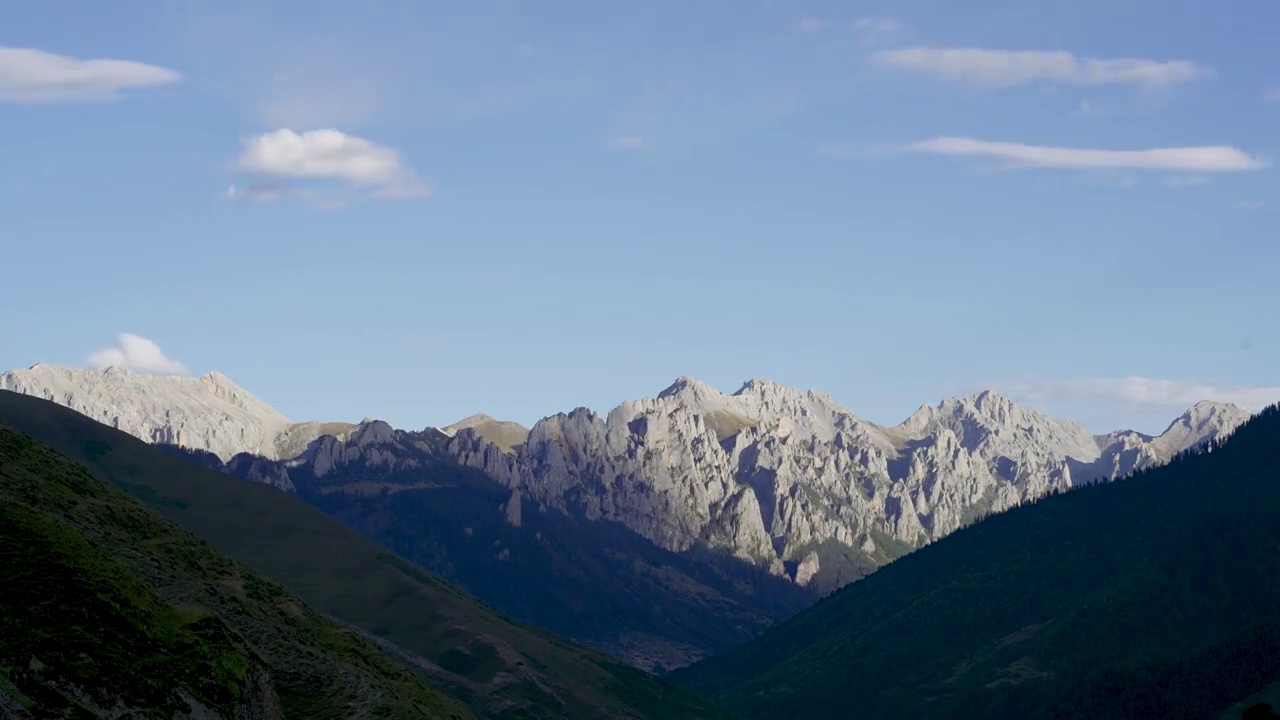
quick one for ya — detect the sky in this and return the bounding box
[2,0,1278,435]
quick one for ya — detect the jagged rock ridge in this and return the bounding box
[0,365,1253,589]
[446,378,1253,587]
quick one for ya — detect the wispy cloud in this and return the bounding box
[1233,198,1266,211]
[873,48,1209,88]
[231,129,430,201]
[1266,87,1280,102]
[607,136,653,151]
[1004,376,1280,413]
[0,47,181,103]
[906,137,1267,172]
[86,334,189,375]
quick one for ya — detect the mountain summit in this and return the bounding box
[0,364,353,462]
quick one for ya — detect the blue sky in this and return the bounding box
[2,0,1278,434]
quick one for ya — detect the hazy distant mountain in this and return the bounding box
[1,365,1250,597]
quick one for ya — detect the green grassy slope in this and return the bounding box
[0,426,470,720]
[0,390,730,720]
[673,405,1280,720]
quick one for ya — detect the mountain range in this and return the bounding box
[0,364,1253,667]
[1,365,1249,577]
[3,362,1278,718]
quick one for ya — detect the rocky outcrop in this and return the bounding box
[443,378,1252,583]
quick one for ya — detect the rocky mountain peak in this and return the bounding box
[1150,400,1252,458]
[1182,399,1251,422]
[658,376,722,401]
[351,419,397,445]
[446,412,497,427]
[441,413,530,453]
[0,364,298,461]
[732,377,799,400]
[908,390,1100,462]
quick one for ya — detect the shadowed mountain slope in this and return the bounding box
[0,427,470,720]
[0,390,729,720]
[672,404,1280,720]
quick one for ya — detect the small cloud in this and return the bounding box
[1233,198,1266,211]
[906,137,1268,172]
[608,136,653,151]
[0,46,181,103]
[1004,376,1280,413]
[851,17,904,48]
[231,128,430,201]
[1266,87,1280,102]
[872,48,1209,89]
[1162,175,1212,187]
[86,334,189,375]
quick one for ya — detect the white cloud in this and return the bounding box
[0,47,181,103]
[1266,87,1280,102]
[607,136,653,151]
[872,48,1208,88]
[1004,376,1280,413]
[233,129,430,200]
[86,334,189,375]
[1233,198,1266,211]
[907,137,1267,172]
